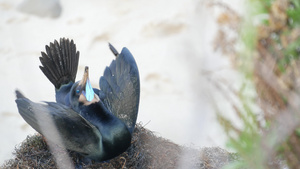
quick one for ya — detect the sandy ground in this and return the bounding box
[0,0,244,164]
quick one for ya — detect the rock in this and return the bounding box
[18,0,62,18]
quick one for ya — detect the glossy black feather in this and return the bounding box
[15,94,102,156]
[109,43,119,56]
[100,47,140,133]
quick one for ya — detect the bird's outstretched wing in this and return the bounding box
[99,46,140,133]
[15,93,101,156]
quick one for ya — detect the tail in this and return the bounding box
[39,38,79,89]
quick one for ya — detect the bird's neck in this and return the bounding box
[79,102,132,160]
[55,82,74,106]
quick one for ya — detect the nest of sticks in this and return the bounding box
[2,123,236,169]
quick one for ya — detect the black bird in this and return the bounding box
[15,38,140,161]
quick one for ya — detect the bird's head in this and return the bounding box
[71,66,100,106]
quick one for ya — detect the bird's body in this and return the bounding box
[15,38,140,161]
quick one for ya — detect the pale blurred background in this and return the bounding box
[0,0,244,164]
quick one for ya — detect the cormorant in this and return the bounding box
[15,38,140,161]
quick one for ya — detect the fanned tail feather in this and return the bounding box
[39,38,79,89]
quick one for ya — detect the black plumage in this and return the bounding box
[15,38,140,161]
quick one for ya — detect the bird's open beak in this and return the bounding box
[79,66,89,87]
[79,66,95,102]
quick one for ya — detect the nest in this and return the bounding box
[1,124,236,169]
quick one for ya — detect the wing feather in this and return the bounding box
[99,47,140,133]
[15,97,101,155]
